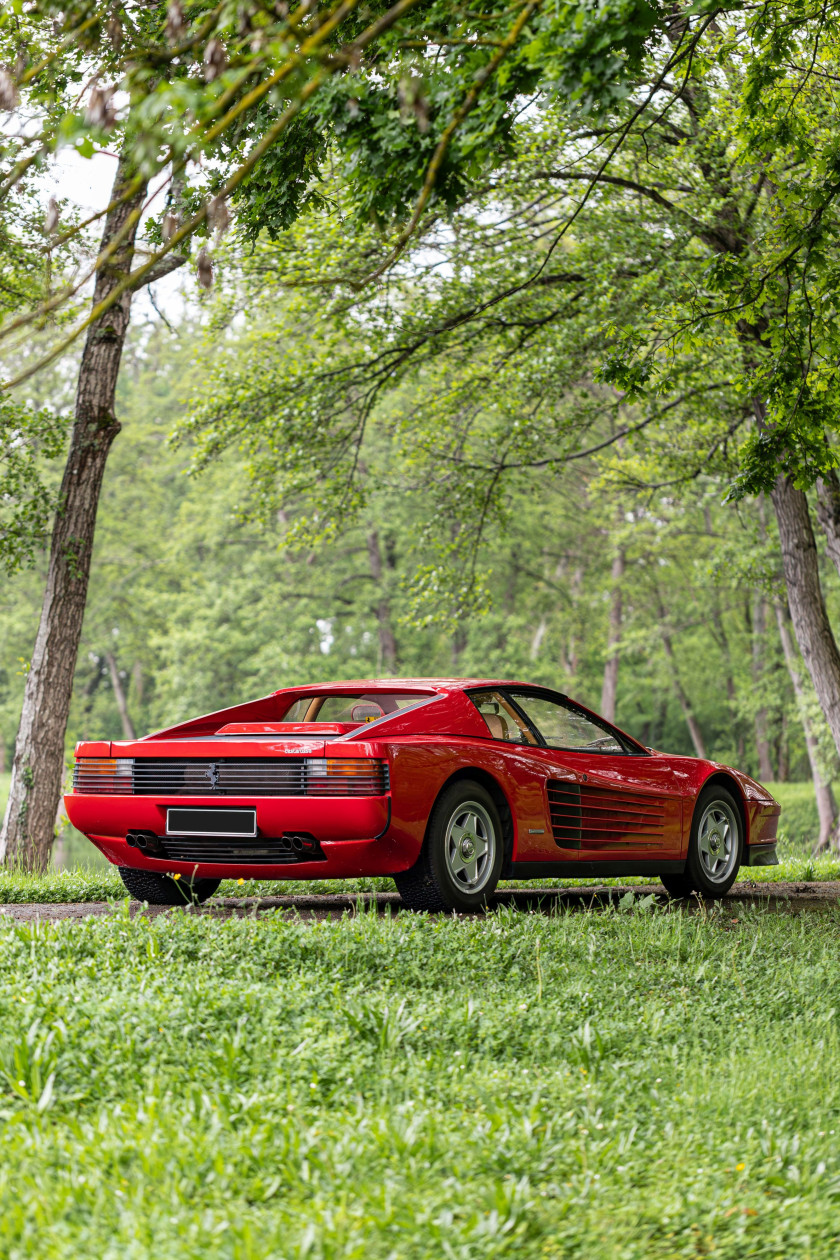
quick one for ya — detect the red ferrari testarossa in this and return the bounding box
[65,678,780,909]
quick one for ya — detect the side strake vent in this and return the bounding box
[73,757,389,797]
[547,780,666,849]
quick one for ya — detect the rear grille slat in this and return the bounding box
[547,780,667,849]
[159,837,326,864]
[73,757,389,797]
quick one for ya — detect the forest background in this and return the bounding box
[4,1,840,865]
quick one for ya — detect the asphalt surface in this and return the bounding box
[1,881,838,921]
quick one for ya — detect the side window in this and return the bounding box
[470,691,538,745]
[510,693,625,753]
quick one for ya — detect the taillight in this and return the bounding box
[305,758,389,795]
[73,758,133,794]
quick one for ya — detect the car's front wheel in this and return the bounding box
[394,780,504,912]
[661,784,743,899]
[118,867,221,906]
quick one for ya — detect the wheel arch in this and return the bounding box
[696,771,748,847]
[430,767,515,874]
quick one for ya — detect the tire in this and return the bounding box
[660,783,743,899]
[394,780,504,912]
[118,867,221,906]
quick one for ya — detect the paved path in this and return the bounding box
[1,881,838,922]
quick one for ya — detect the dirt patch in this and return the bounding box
[0,880,838,922]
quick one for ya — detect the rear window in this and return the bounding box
[280,693,430,724]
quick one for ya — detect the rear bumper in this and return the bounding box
[63,792,419,879]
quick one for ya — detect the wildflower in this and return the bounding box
[173,873,181,881]
[736,1162,745,1171]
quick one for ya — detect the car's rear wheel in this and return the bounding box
[118,867,221,906]
[660,784,743,899]
[394,780,504,912]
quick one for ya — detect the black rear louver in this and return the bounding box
[547,780,666,850]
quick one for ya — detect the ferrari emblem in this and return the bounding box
[205,762,221,789]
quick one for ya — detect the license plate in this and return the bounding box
[166,808,257,837]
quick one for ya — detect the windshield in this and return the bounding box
[280,693,430,724]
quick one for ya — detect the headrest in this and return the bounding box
[351,702,385,723]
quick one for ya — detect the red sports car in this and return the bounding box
[65,678,780,910]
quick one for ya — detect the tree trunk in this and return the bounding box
[770,473,840,760]
[816,468,840,577]
[656,592,707,758]
[560,564,583,684]
[530,616,548,661]
[774,599,838,851]
[703,507,744,761]
[131,660,144,708]
[452,625,466,671]
[775,713,788,782]
[105,651,136,741]
[600,547,624,723]
[1,155,148,871]
[751,594,774,781]
[366,529,398,673]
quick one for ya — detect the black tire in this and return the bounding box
[394,779,504,912]
[660,783,743,899]
[118,867,221,906]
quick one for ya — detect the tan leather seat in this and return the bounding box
[484,713,509,740]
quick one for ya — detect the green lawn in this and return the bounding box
[0,901,839,1257]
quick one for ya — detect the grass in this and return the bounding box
[0,849,838,906]
[1,901,840,1257]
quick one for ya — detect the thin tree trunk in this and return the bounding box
[452,625,466,671]
[530,617,548,661]
[774,599,838,851]
[560,564,583,683]
[751,594,774,781]
[105,651,136,741]
[770,473,840,760]
[131,660,144,708]
[703,506,744,761]
[1,154,149,870]
[776,713,788,782]
[600,547,624,723]
[366,529,398,673]
[656,592,707,758]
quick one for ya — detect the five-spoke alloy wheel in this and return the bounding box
[443,800,497,894]
[394,780,504,912]
[660,783,743,899]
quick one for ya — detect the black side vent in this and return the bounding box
[547,779,667,850]
[547,781,582,847]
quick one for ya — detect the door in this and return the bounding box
[505,690,683,861]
